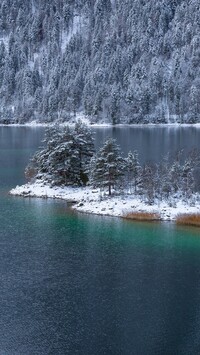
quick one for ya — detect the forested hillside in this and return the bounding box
[0,0,199,124]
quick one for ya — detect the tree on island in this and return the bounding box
[25,121,95,186]
[90,138,126,195]
[125,151,141,193]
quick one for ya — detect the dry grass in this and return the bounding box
[176,214,200,227]
[123,211,161,221]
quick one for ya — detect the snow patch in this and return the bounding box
[28,53,39,71]
[31,0,36,14]
[61,15,84,53]
[0,36,9,51]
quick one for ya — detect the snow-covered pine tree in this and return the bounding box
[25,122,95,186]
[68,121,95,185]
[90,138,125,195]
[181,156,195,201]
[125,150,141,193]
[73,120,95,182]
[156,155,171,200]
[168,156,183,195]
[141,163,157,205]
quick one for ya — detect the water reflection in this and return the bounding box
[94,126,200,163]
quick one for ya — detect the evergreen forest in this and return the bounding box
[0,0,200,124]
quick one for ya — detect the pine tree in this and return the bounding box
[141,163,156,205]
[90,138,125,195]
[25,122,95,186]
[169,159,182,194]
[181,157,195,200]
[156,154,170,200]
[125,150,141,193]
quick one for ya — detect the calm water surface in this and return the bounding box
[1,126,200,355]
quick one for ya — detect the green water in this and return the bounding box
[1,126,200,355]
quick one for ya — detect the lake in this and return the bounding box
[1,125,200,355]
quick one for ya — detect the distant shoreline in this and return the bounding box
[9,181,200,226]
[1,122,200,128]
[1,115,200,129]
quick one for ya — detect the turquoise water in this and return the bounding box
[1,126,200,354]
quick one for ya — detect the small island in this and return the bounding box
[10,122,200,226]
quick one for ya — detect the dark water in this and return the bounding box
[94,125,200,162]
[1,126,200,355]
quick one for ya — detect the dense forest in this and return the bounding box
[0,0,200,124]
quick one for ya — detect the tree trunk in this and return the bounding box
[108,184,111,196]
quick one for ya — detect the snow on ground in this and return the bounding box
[21,114,112,127]
[9,181,200,222]
[1,109,200,128]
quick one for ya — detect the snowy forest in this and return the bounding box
[0,0,200,124]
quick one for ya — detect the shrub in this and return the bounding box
[176,214,200,227]
[123,211,161,221]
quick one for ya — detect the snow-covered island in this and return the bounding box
[10,122,200,226]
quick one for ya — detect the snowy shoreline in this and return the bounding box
[1,122,200,128]
[9,181,200,223]
[1,113,200,129]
